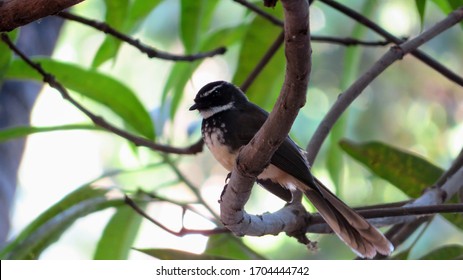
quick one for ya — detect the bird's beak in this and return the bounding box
[189,103,199,111]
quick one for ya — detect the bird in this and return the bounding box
[189,80,394,259]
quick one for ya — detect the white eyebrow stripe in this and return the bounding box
[201,82,226,97]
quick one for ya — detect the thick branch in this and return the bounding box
[307,7,463,163]
[220,0,311,237]
[0,0,84,32]
[0,33,204,155]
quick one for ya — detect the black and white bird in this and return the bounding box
[189,81,393,259]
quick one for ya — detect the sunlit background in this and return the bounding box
[7,0,463,259]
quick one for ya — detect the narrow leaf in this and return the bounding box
[5,58,155,139]
[92,0,130,68]
[415,0,427,27]
[134,248,229,260]
[92,38,121,68]
[0,124,99,143]
[205,235,265,260]
[327,1,376,191]
[339,140,444,198]
[232,5,285,110]
[442,211,463,230]
[180,0,203,53]
[94,205,144,260]
[420,245,463,260]
[0,30,18,80]
[125,0,163,30]
[0,185,125,259]
[431,0,453,13]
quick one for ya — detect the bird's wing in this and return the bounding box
[229,103,318,199]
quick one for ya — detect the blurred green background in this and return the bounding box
[1,0,462,259]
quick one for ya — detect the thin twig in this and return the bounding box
[240,31,285,92]
[311,35,390,46]
[57,11,226,62]
[124,195,228,237]
[162,155,220,221]
[233,0,283,27]
[233,0,392,48]
[320,0,463,87]
[0,33,204,155]
[306,7,463,163]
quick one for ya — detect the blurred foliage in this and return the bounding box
[0,0,462,260]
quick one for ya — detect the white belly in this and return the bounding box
[204,132,235,171]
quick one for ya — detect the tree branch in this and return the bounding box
[0,0,84,32]
[234,0,391,48]
[0,33,204,155]
[307,203,463,233]
[57,11,226,62]
[220,0,312,239]
[319,0,463,87]
[124,195,228,237]
[306,7,463,163]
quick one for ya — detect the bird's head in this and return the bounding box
[189,81,248,119]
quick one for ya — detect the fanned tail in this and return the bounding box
[298,178,393,259]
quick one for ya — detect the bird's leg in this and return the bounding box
[218,172,232,203]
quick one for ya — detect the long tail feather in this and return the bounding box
[297,179,393,259]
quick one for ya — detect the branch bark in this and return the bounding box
[0,0,84,32]
[220,0,312,238]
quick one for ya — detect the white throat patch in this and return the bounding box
[200,102,234,119]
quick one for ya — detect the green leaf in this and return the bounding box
[415,0,427,27]
[0,30,18,81]
[125,0,163,30]
[420,245,463,260]
[327,1,375,192]
[0,124,99,143]
[92,0,130,68]
[93,205,144,260]
[93,0,164,68]
[180,0,219,53]
[162,62,198,120]
[339,140,444,198]
[447,0,463,10]
[391,249,410,260]
[5,58,155,139]
[431,0,453,13]
[104,0,130,28]
[180,0,203,53]
[205,234,265,260]
[93,0,129,67]
[0,185,125,259]
[442,210,463,230]
[134,248,229,260]
[92,38,122,68]
[232,5,285,110]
